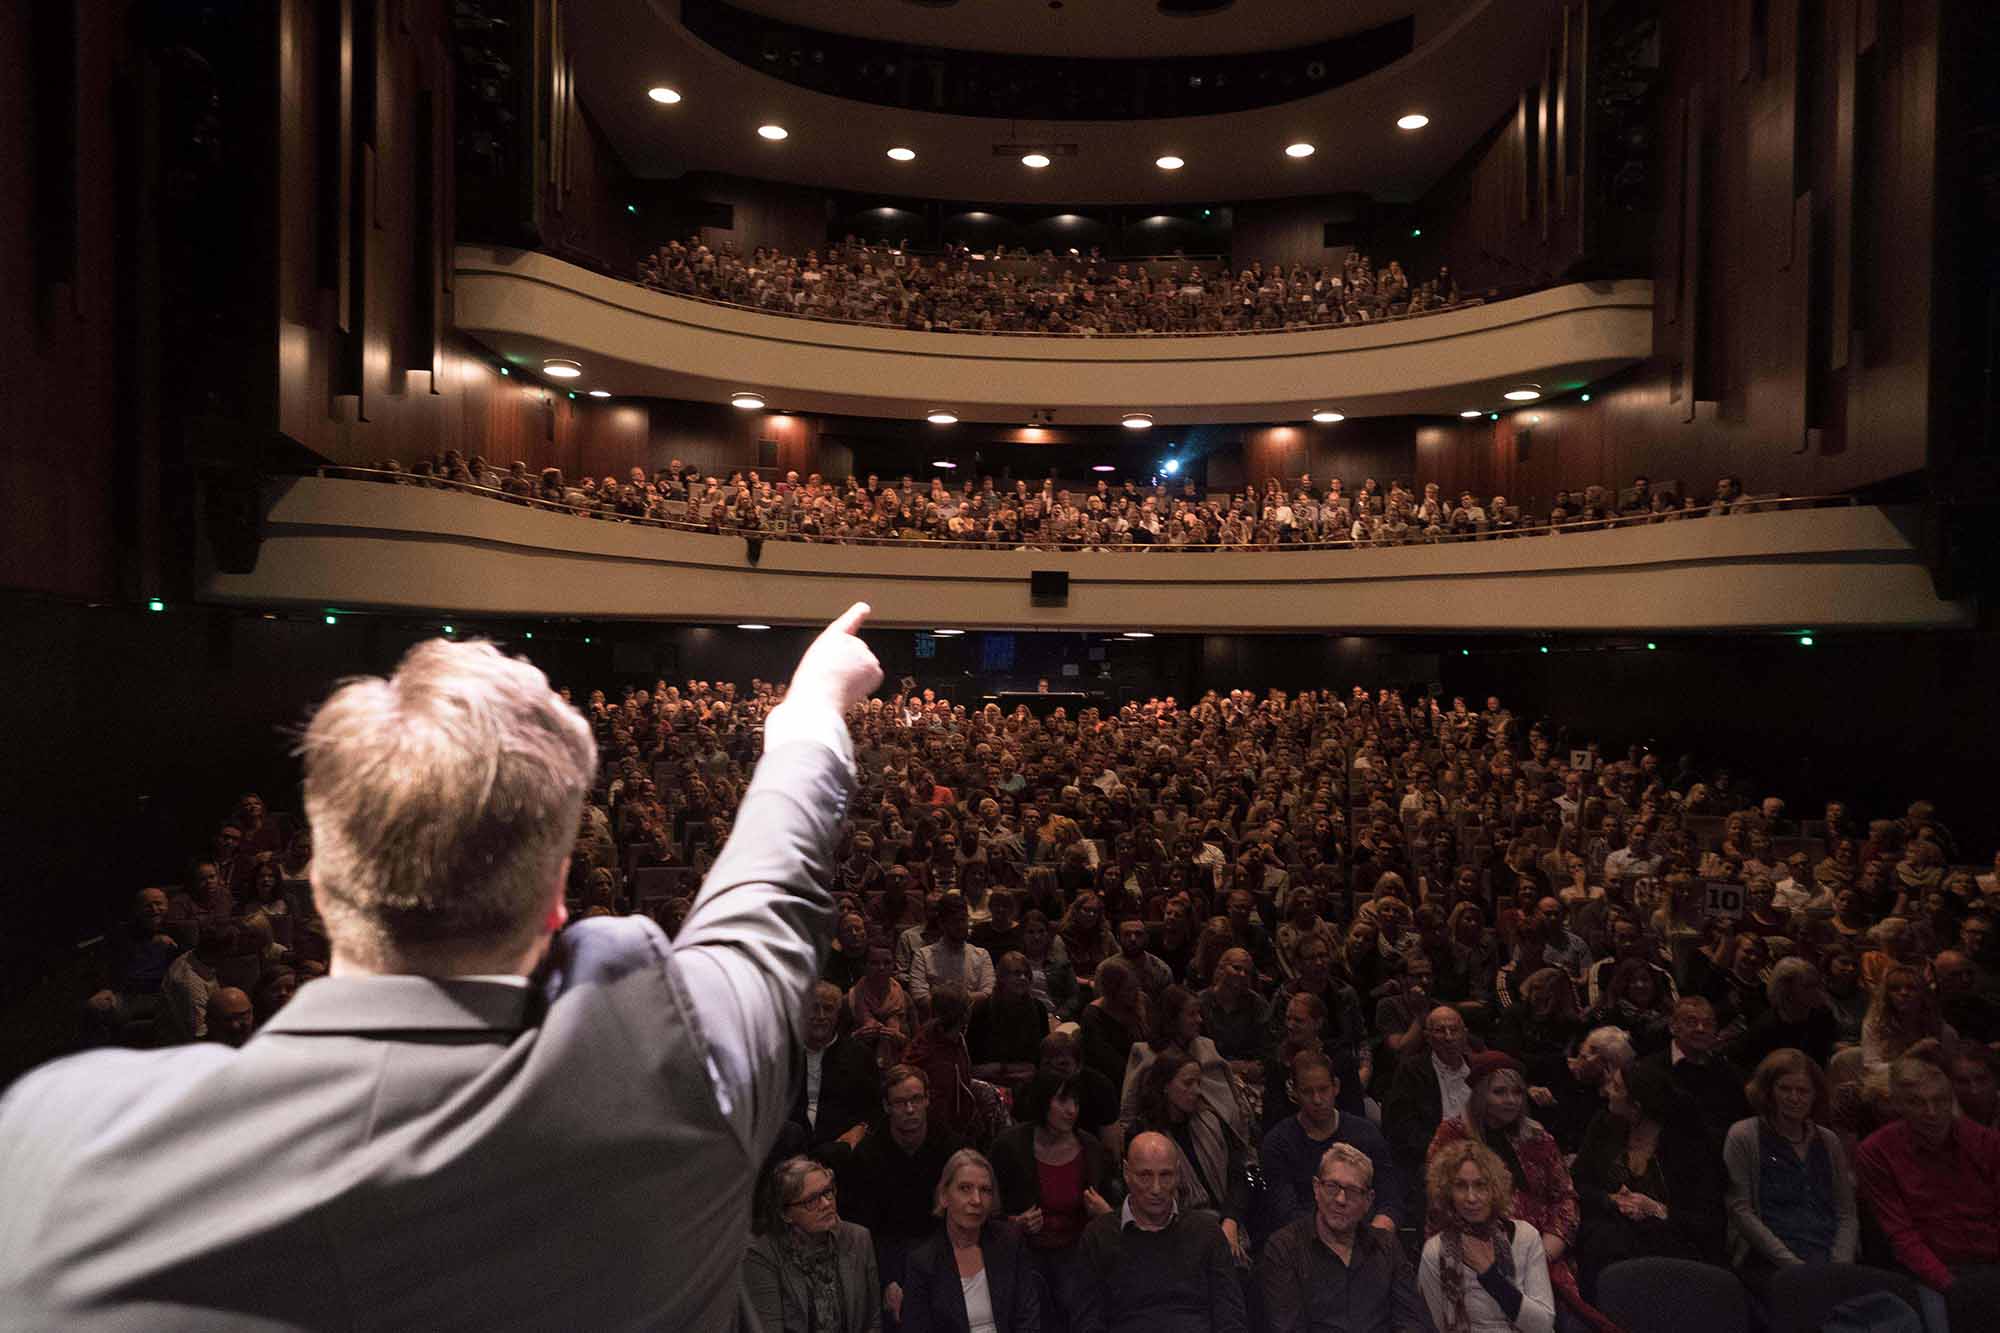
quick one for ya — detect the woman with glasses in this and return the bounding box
[744,1155,882,1333]
[900,1149,1042,1332]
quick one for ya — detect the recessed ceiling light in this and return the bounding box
[730,392,766,410]
[1155,155,1185,170]
[1397,113,1430,130]
[736,623,771,631]
[541,358,582,379]
[1092,464,1116,472]
[932,629,965,636]
[648,86,682,105]
[1311,410,1343,424]
[1459,409,1484,418]
[886,146,916,161]
[1503,384,1543,402]
[1285,142,1316,158]
[1123,631,1155,638]
[757,124,788,141]
[932,459,958,469]
[588,389,612,398]
[1121,413,1154,430]
[926,411,959,425]
[1021,152,1051,169]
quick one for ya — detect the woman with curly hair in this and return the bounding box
[1428,1052,1619,1333]
[1859,962,1956,1075]
[1057,892,1116,992]
[1418,1138,1557,1333]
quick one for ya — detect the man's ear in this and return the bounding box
[544,857,572,935]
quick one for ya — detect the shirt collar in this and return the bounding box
[1434,1052,1469,1079]
[1120,1196,1180,1232]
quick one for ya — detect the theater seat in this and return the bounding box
[1597,1258,1749,1333]
[1764,1263,1919,1333]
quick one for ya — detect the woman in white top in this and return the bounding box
[899,1149,1041,1333]
[1419,1140,1557,1333]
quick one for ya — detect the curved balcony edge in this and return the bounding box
[199,478,1975,634]
[451,246,1655,424]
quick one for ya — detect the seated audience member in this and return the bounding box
[1383,1005,1475,1216]
[970,952,1053,1090]
[1199,947,1272,1081]
[745,1155,882,1333]
[903,984,987,1144]
[1119,984,1247,1142]
[1860,962,1957,1076]
[1268,933,1369,1072]
[900,1149,1040,1333]
[1119,1048,1251,1265]
[848,938,914,1068]
[838,1065,967,1307]
[791,980,880,1151]
[1427,1052,1616,1333]
[1723,1048,1857,1297]
[1733,957,1838,1070]
[1262,991,1344,1132]
[1935,950,2000,1045]
[910,893,997,1007]
[1080,957,1148,1090]
[1256,1141,1428,1333]
[1113,916,1174,998]
[86,888,178,1039]
[1039,1031,1120,1139]
[203,987,255,1048]
[1950,1044,2000,1130]
[1571,1063,1727,1298]
[1418,1140,1557,1333]
[1855,1054,2000,1326]
[1074,1131,1245,1333]
[166,858,236,933]
[1493,967,1586,1094]
[154,922,240,1045]
[1021,910,1081,1022]
[1585,957,1674,1058]
[825,911,873,991]
[1638,996,1749,1142]
[990,1073,1114,1330]
[1260,1050,1404,1236]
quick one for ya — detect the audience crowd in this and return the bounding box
[354,454,1770,552]
[86,676,2000,1332]
[636,238,1478,337]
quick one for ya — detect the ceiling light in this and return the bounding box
[1155,155,1185,170]
[926,411,959,425]
[1285,142,1316,158]
[647,86,682,105]
[1123,631,1155,639]
[1459,409,1484,418]
[1092,464,1116,472]
[932,459,958,469]
[1503,384,1543,401]
[736,623,771,631]
[1021,153,1051,169]
[1397,113,1430,130]
[1160,458,1181,474]
[932,629,965,636]
[541,358,582,379]
[757,124,788,141]
[730,392,766,410]
[1121,413,1154,430]
[588,389,612,398]
[1311,410,1343,424]
[886,146,916,161]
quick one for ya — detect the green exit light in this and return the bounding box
[585,636,593,644]
[525,631,534,639]
[1646,641,1657,650]
[147,598,165,612]
[1411,227,1423,237]
[1581,393,1592,402]
[1461,649,1470,657]
[443,625,454,634]
[626,203,639,215]
[1539,645,1550,654]
[325,614,337,625]
[1799,635,1814,647]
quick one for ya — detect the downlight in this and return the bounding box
[926,411,959,425]
[541,358,583,379]
[1121,413,1154,430]
[1502,384,1543,402]
[730,392,766,410]
[1311,410,1344,424]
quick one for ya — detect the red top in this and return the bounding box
[1856,1117,2000,1288]
[1034,1152,1087,1250]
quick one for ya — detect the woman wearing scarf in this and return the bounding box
[1418,1139,1557,1333]
[744,1156,882,1333]
[1428,1052,1621,1333]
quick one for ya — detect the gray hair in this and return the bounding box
[1579,1025,1638,1071]
[1767,955,1822,1008]
[299,638,597,970]
[932,1148,996,1216]
[1317,1141,1375,1187]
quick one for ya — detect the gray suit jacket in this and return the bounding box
[0,737,853,1332]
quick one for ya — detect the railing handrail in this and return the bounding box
[300,468,1857,552]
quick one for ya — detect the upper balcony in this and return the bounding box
[452,245,1655,426]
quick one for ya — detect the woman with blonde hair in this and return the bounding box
[899,1149,1039,1332]
[1418,1139,1556,1333]
[1859,962,1955,1075]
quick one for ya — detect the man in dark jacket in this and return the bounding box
[1073,1132,1247,1333]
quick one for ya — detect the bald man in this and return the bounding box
[1073,1131,1246,1333]
[205,988,254,1048]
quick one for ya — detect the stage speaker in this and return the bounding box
[1030,569,1068,606]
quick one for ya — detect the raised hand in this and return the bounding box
[785,602,883,717]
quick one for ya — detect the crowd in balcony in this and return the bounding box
[635,236,1477,336]
[364,452,1764,550]
[82,664,2000,1331]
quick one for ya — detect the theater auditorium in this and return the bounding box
[3,0,1999,1329]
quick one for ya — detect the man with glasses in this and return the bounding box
[834,1065,963,1316]
[1256,1142,1427,1332]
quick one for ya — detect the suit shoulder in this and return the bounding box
[2,1045,228,1131]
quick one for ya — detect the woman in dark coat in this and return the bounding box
[989,1074,1113,1332]
[901,1148,1041,1333]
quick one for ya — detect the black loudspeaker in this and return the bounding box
[1030,569,1068,606]
[745,536,763,565]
